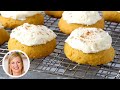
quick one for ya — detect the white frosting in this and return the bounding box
[0,11,43,20]
[62,11,102,25]
[65,28,112,53]
[117,11,120,13]
[10,23,57,46]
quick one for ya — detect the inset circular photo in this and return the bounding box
[2,50,30,78]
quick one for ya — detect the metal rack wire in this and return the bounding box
[0,15,120,79]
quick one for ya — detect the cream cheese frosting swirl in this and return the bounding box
[62,11,102,25]
[65,27,112,53]
[0,11,43,20]
[10,23,57,46]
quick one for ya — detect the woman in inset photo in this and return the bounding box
[2,50,30,78]
[8,52,24,76]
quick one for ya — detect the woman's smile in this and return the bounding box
[13,66,19,70]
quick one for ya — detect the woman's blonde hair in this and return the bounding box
[8,52,24,75]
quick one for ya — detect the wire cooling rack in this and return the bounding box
[0,15,120,79]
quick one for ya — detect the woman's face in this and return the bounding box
[10,56,23,73]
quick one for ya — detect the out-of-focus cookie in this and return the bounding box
[0,11,44,29]
[45,11,63,18]
[103,11,120,22]
[0,24,10,45]
[58,11,104,35]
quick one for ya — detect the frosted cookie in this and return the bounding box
[64,27,115,66]
[45,11,63,18]
[103,11,120,22]
[8,23,57,59]
[0,11,44,29]
[0,24,10,45]
[58,11,104,35]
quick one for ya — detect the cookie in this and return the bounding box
[0,11,44,29]
[8,38,56,59]
[58,11,104,35]
[45,11,63,18]
[58,17,104,35]
[64,27,115,66]
[0,26,10,45]
[103,11,120,22]
[64,43,115,66]
[8,23,57,59]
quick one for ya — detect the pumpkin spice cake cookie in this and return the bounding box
[45,11,63,18]
[0,11,44,29]
[64,27,115,66]
[8,23,57,59]
[103,11,120,22]
[58,11,104,35]
[0,24,10,45]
